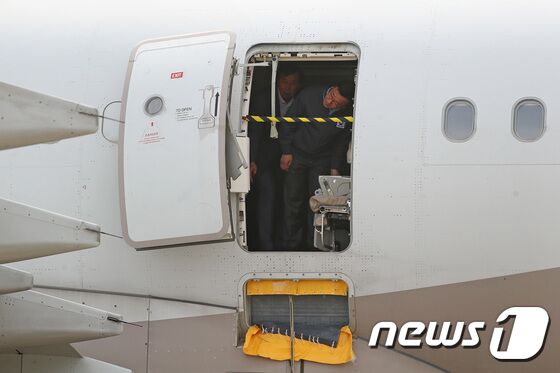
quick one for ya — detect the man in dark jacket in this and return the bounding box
[248,66,302,250]
[279,82,354,250]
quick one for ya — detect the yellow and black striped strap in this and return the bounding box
[242,115,353,124]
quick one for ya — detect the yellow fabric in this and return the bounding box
[243,325,353,365]
[246,280,348,296]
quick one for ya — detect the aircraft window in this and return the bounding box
[443,99,476,142]
[513,99,545,142]
[144,95,164,116]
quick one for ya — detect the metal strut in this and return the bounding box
[269,55,279,138]
[289,295,296,373]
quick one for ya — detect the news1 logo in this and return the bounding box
[369,307,550,361]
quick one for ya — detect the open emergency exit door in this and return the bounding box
[119,31,237,249]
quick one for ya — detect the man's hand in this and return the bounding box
[280,154,293,171]
[330,169,340,176]
[250,162,257,183]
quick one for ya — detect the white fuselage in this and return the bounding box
[1,2,559,367]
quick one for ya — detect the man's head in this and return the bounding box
[277,65,302,102]
[323,81,355,110]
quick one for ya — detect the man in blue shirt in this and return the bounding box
[279,82,354,250]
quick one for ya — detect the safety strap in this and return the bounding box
[243,115,353,124]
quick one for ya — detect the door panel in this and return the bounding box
[119,31,235,249]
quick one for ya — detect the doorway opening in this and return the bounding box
[238,46,359,252]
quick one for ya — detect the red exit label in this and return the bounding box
[170,72,184,79]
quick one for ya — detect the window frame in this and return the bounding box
[442,97,477,143]
[512,97,547,143]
